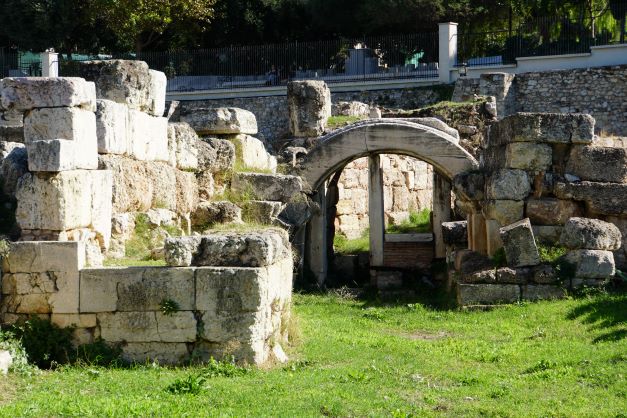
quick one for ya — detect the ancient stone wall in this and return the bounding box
[175,85,448,142]
[335,155,433,239]
[453,66,627,136]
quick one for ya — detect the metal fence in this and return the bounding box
[0,49,42,78]
[59,33,439,92]
[457,3,627,67]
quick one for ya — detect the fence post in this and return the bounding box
[438,22,458,83]
[41,49,59,77]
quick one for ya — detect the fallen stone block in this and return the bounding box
[241,201,285,224]
[554,181,627,216]
[164,236,202,267]
[483,200,525,226]
[167,122,199,170]
[287,80,332,137]
[522,285,567,301]
[441,221,468,246]
[332,101,370,117]
[496,267,531,284]
[191,201,242,229]
[486,169,531,201]
[459,269,496,284]
[231,172,303,203]
[525,198,583,226]
[560,217,622,251]
[236,134,277,173]
[456,283,520,306]
[505,142,552,172]
[0,350,13,375]
[564,249,615,279]
[180,107,258,135]
[1,143,28,196]
[0,77,96,111]
[500,218,540,267]
[96,99,128,155]
[565,146,627,183]
[127,109,169,162]
[197,137,236,173]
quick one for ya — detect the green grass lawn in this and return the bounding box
[1,292,626,417]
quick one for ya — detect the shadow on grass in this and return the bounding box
[567,287,627,343]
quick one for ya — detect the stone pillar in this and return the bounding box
[287,80,332,137]
[306,184,328,286]
[41,50,59,77]
[432,173,452,258]
[438,22,458,83]
[368,155,385,267]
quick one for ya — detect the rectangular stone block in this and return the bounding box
[456,283,520,306]
[24,107,97,143]
[96,99,128,155]
[522,285,567,301]
[483,200,525,227]
[180,107,258,135]
[2,241,85,273]
[98,311,196,343]
[196,267,265,312]
[26,138,98,172]
[526,198,583,226]
[128,110,168,162]
[0,270,79,314]
[500,218,540,267]
[486,219,504,256]
[80,267,195,313]
[485,169,531,201]
[51,313,97,328]
[554,181,627,216]
[505,143,552,172]
[488,113,594,146]
[148,70,167,117]
[167,122,199,171]
[564,249,615,279]
[0,77,96,111]
[121,342,190,365]
[565,146,627,183]
[1,294,52,314]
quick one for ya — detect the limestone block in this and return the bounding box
[191,201,242,229]
[496,267,531,284]
[332,101,370,117]
[441,221,468,245]
[554,181,627,216]
[2,241,85,274]
[454,250,494,275]
[24,107,97,143]
[486,219,504,256]
[236,135,277,173]
[0,350,12,375]
[532,225,564,245]
[505,143,552,171]
[287,80,332,137]
[51,313,97,328]
[459,269,496,284]
[196,267,266,312]
[486,169,530,200]
[488,113,594,146]
[241,201,285,224]
[127,110,168,162]
[483,200,524,226]
[452,172,484,201]
[532,265,559,284]
[231,173,303,203]
[197,171,215,200]
[456,284,520,306]
[564,249,615,279]
[565,146,627,183]
[0,125,23,143]
[148,70,167,117]
[174,170,199,215]
[0,142,28,196]
[3,272,55,294]
[79,60,153,112]
[0,77,96,111]
[560,217,622,251]
[167,122,199,170]
[122,342,190,365]
[164,236,202,267]
[26,138,98,172]
[98,311,196,343]
[500,218,540,267]
[525,198,583,226]
[1,294,51,314]
[522,285,567,301]
[96,99,128,155]
[180,107,258,135]
[197,137,236,173]
[192,230,291,268]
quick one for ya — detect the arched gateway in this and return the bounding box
[299,119,479,285]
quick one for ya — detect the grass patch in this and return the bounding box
[386,209,431,234]
[334,230,370,255]
[538,244,568,263]
[327,115,365,129]
[1,292,626,416]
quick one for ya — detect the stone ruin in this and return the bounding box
[0,59,625,364]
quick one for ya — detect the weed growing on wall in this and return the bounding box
[159,299,181,316]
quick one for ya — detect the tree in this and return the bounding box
[91,0,216,52]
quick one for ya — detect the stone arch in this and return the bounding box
[299,119,479,285]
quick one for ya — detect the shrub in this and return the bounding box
[0,327,35,375]
[74,339,123,367]
[8,317,74,369]
[203,356,248,378]
[166,374,207,395]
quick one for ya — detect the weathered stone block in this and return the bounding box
[483,200,525,226]
[98,311,196,343]
[26,138,98,172]
[51,313,97,328]
[236,134,277,172]
[456,283,520,306]
[167,122,198,170]
[0,77,96,111]
[488,113,594,146]
[2,241,85,274]
[441,221,468,245]
[566,146,627,183]
[554,181,627,216]
[148,70,167,117]
[500,218,540,267]
[522,285,567,301]
[96,99,128,155]
[180,107,258,135]
[164,236,203,267]
[496,267,531,284]
[454,250,494,275]
[127,110,169,162]
[532,264,559,284]
[505,143,552,171]
[241,200,285,224]
[560,217,622,251]
[197,137,236,173]
[453,172,484,201]
[122,342,190,365]
[231,172,303,203]
[564,249,615,279]
[196,267,265,312]
[287,80,332,137]
[526,198,583,226]
[24,107,96,143]
[191,201,242,229]
[459,269,496,284]
[486,169,530,201]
